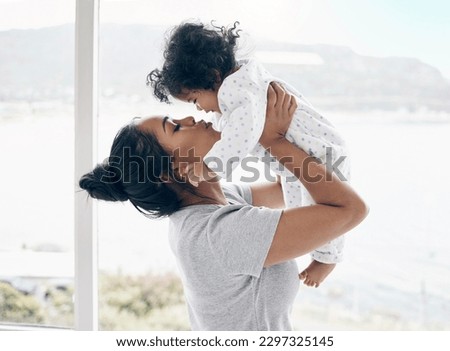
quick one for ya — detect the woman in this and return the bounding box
[79,84,368,330]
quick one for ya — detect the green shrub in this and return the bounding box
[0,282,45,324]
[0,272,189,330]
[99,272,184,317]
[98,271,189,330]
[43,284,74,327]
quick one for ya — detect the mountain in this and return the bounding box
[0,24,449,112]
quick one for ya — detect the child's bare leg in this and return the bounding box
[299,260,336,288]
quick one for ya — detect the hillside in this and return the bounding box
[0,24,449,112]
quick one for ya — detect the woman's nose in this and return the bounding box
[176,116,196,125]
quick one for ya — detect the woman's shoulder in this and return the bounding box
[169,183,251,222]
[169,183,252,232]
[221,182,252,205]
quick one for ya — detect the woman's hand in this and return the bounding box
[260,82,297,147]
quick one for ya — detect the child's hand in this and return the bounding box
[299,260,336,288]
[260,82,297,147]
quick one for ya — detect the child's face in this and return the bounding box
[177,89,221,114]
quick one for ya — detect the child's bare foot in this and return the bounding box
[299,260,336,288]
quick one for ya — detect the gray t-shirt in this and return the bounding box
[168,183,300,331]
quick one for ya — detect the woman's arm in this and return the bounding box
[250,176,285,209]
[262,84,369,267]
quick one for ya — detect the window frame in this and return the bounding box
[74,0,99,331]
[0,0,99,332]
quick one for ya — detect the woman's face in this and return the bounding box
[138,115,221,165]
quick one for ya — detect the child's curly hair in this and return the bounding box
[147,21,241,103]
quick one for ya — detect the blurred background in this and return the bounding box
[0,0,449,330]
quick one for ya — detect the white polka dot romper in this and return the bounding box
[204,59,351,264]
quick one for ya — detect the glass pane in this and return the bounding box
[97,0,450,331]
[0,1,75,328]
[97,19,192,331]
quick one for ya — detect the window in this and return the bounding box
[2,0,449,331]
[95,0,450,331]
[0,0,76,328]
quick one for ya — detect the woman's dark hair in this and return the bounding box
[147,21,241,103]
[79,119,182,218]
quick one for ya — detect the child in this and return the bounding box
[148,21,350,288]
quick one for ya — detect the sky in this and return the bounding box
[0,0,449,78]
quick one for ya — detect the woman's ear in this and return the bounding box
[167,164,193,185]
[159,172,172,183]
[174,162,188,178]
[172,163,202,187]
